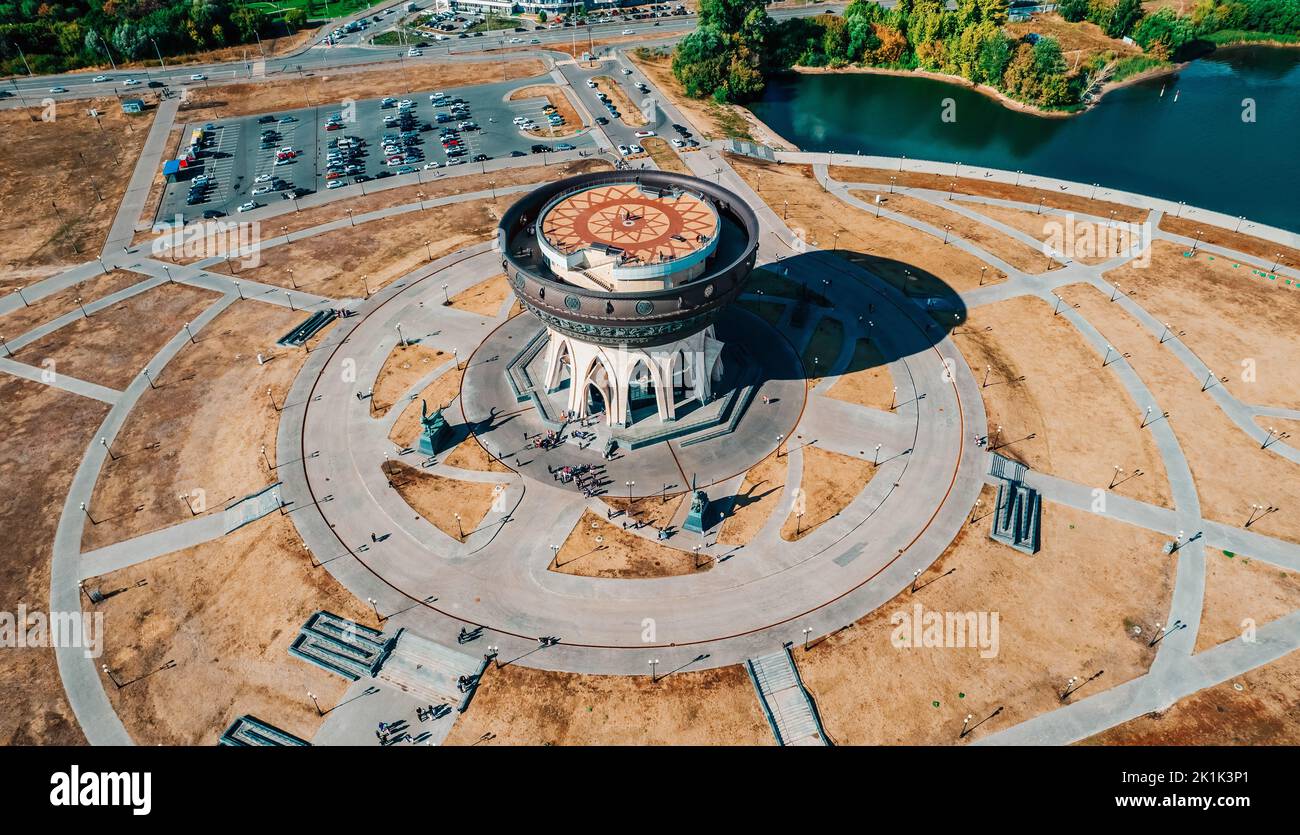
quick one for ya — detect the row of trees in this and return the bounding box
[673,0,1300,109]
[674,0,1082,108]
[0,0,317,75]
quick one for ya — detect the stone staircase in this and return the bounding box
[376,630,483,710]
[747,648,830,746]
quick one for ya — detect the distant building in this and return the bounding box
[121,98,145,114]
[450,0,585,14]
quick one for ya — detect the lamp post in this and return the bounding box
[649,658,660,682]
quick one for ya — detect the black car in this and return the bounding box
[375,170,394,179]
[530,144,550,153]
[147,81,164,89]
[258,115,276,123]
[510,150,527,157]
[673,123,689,134]
[354,174,371,183]
[202,209,226,218]
[595,116,609,125]
[472,153,490,162]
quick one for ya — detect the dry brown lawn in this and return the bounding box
[388,361,463,448]
[447,274,510,317]
[12,282,220,392]
[0,377,110,744]
[386,461,501,541]
[444,661,772,745]
[719,450,788,545]
[958,294,1173,507]
[80,300,315,551]
[1194,549,1300,652]
[508,85,583,137]
[210,198,501,297]
[603,493,686,531]
[1067,283,1300,544]
[729,156,1008,295]
[827,164,1150,224]
[1159,214,1300,269]
[87,512,372,745]
[641,136,690,174]
[961,202,1140,266]
[826,338,896,411]
[781,445,877,541]
[0,100,155,286]
[1104,240,1300,410]
[1005,14,1140,60]
[872,193,1061,274]
[0,269,148,340]
[372,342,452,420]
[443,434,511,473]
[1082,646,1300,744]
[800,497,1174,744]
[177,58,547,120]
[551,509,711,579]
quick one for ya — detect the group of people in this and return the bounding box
[549,462,608,498]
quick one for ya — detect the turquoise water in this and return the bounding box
[748,47,1300,232]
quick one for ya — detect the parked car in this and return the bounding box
[237,200,257,212]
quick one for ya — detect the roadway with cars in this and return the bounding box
[0,3,852,105]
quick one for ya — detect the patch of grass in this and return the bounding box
[1204,29,1300,45]
[1110,54,1171,83]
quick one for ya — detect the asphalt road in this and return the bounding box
[1,3,851,104]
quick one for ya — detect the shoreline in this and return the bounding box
[776,38,1299,122]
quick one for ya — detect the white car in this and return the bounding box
[274,157,292,166]
[621,68,633,75]
[423,161,441,170]
[237,201,258,212]
[629,144,643,154]
[407,48,422,56]
[617,144,631,156]
[251,185,273,195]
[622,28,634,34]
[512,116,527,125]
[672,138,686,148]
[49,86,68,93]
[279,146,294,154]
[509,37,523,43]
[327,179,346,189]
[92,75,110,83]
[193,174,210,186]
[254,173,272,183]
[123,78,140,86]
[585,79,596,88]
[634,130,656,138]
[190,73,207,81]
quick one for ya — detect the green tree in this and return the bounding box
[284,7,308,29]
[1106,0,1145,37]
[1058,0,1089,21]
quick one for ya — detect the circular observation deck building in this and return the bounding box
[499,170,759,428]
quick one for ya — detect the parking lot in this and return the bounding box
[156,73,600,224]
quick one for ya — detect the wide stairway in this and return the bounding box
[747,649,829,746]
[376,630,482,708]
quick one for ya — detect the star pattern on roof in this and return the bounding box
[541,184,718,264]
